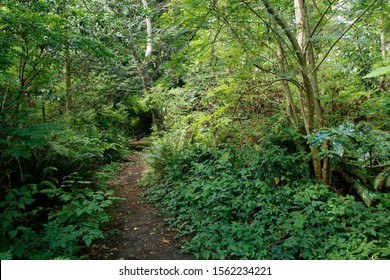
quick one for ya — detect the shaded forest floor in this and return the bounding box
[87,152,194,260]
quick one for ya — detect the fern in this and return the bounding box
[353,181,373,207]
[0,250,12,260]
[374,168,389,190]
[51,256,72,260]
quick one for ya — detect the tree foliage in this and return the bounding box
[1,0,389,259]
[0,0,154,258]
[141,0,389,259]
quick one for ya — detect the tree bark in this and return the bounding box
[294,0,329,182]
[142,0,153,58]
[65,40,72,114]
[134,0,163,130]
[294,0,325,127]
[276,41,298,128]
[263,0,329,183]
[380,18,386,61]
[63,0,72,114]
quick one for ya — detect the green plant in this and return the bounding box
[143,140,390,260]
[0,173,119,259]
[363,66,390,78]
[0,250,12,260]
[307,121,390,205]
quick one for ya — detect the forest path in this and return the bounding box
[88,152,194,260]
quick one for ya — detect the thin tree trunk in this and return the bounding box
[133,0,163,130]
[65,40,72,113]
[42,101,46,122]
[380,18,387,61]
[294,0,329,183]
[295,0,325,127]
[296,88,309,134]
[379,16,387,93]
[63,0,72,114]
[276,42,298,128]
[294,0,305,48]
[142,0,153,58]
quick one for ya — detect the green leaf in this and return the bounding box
[84,238,93,247]
[5,191,15,201]
[9,230,18,239]
[17,202,26,210]
[363,66,390,78]
[60,193,72,202]
[20,197,35,205]
[0,250,12,260]
[76,208,84,217]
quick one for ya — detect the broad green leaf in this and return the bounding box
[9,230,18,239]
[60,193,72,202]
[76,208,84,217]
[84,238,93,247]
[20,197,35,205]
[363,66,390,78]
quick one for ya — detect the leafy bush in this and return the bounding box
[307,121,390,206]
[0,119,127,193]
[48,128,126,177]
[0,110,126,259]
[0,173,119,259]
[307,122,389,167]
[143,141,390,260]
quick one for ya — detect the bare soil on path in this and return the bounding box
[88,152,194,260]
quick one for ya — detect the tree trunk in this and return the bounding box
[294,0,325,127]
[42,101,46,122]
[294,0,330,183]
[63,0,72,114]
[142,0,153,58]
[65,40,72,114]
[294,0,305,48]
[131,52,164,131]
[132,0,163,131]
[276,41,298,128]
[263,0,330,183]
[380,18,387,61]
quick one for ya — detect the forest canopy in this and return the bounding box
[0,0,389,260]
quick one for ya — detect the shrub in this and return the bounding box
[307,121,390,205]
[0,173,119,259]
[0,114,125,259]
[143,141,390,260]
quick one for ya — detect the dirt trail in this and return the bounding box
[88,152,194,260]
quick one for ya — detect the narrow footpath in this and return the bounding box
[88,152,194,260]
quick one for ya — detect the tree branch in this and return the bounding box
[242,0,294,56]
[260,0,306,66]
[310,0,337,41]
[314,0,379,72]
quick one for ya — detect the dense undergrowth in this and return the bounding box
[1,0,389,261]
[0,114,128,259]
[142,129,390,260]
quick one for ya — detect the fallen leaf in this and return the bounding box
[160,238,171,244]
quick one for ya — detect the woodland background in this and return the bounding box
[0,0,389,259]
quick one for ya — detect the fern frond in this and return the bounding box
[51,256,72,260]
[374,172,386,190]
[353,181,373,207]
[0,250,12,260]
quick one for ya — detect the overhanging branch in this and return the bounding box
[314,0,379,72]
